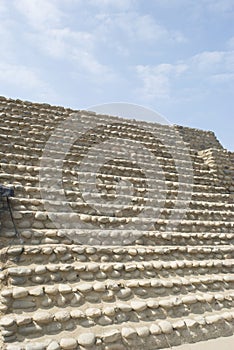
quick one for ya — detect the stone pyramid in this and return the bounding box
[0,96,233,350]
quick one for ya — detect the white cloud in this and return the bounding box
[191,50,234,73]
[0,61,52,93]
[72,48,114,78]
[0,0,7,14]
[136,63,187,100]
[150,0,234,13]
[203,0,234,13]
[209,73,234,82]
[96,12,186,44]
[12,0,187,81]
[14,0,62,30]
[27,27,112,79]
[13,1,113,79]
[34,28,93,59]
[135,49,234,101]
[227,36,234,49]
[191,51,224,71]
[0,60,59,102]
[0,14,19,62]
[88,0,134,10]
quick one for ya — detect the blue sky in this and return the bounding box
[0,0,233,150]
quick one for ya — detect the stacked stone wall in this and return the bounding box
[175,125,223,151]
[0,96,233,350]
[199,148,234,197]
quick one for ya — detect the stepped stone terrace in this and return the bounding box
[0,96,233,350]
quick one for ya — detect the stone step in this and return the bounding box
[0,147,202,176]
[2,243,233,266]
[6,202,234,222]
[0,172,228,196]
[1,258,233,287]
[0,109,173,132]
[0,96,224,148]
[0,158,212,188]
[0,129,194,159]
[12,184,233,203]
[2,308,234,349]
[8,196,234,213]
[1,289,234,342]
[0,142,206,170]
[0,123,193,150]
[1,161,216,188]
[1,274,233,313]
[0,103,224,149]
[141,230,234,246]
[2,227,234,247]
[1,209,234,240]
[0,150,207,171]
[0,133,205,168]
[0,112,198,145]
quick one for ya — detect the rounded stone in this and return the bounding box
[47,341,60,350]
[54,311,70,322]
[0,316,15,327]
[158,320,173,334]
[29,286,44,297]
[103,306,115,316]
[77,332,96,346]
[70,310,85,319]
[58,284,72,294]
[12,287,28,299]
[77,283,92,293]
[136,326,150,337]
[35,212,48,221]
[103,329,121,343]
[86,307,102,318]
[25,343,46,350]
[16,315,32,326]
[33,311,53,324]
[93,282,106,292]
[60,338,77,349]
[131,300,147,311]
[149,324,162,335]
[121,327,136,339]
[98,315,112,326]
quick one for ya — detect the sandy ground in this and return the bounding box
[172,334,234,349]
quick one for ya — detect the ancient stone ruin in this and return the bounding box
[0,96,233,349]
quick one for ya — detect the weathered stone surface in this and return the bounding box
[136,326,150,337]
[131,300,147,311]
[77,332,96,346]
[0,96,233,350]
[77,283,92,293]
[25,343,46,350]
[103,329,121,343]
[86,307,102,318]
[12,300,35,309]
[33,311,53,324]
[35,212,48,221]
[47,341,60,350]
[54,310,70,322]
[60,338,77,349]
[158,320,173,334]
[121,327,136,338]
[0,316,15,327]
[12,287,28,299]
[149,324,162,335]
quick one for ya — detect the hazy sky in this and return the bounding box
[0,0,233,150]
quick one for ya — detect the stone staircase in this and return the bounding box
[0,96,233,350]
